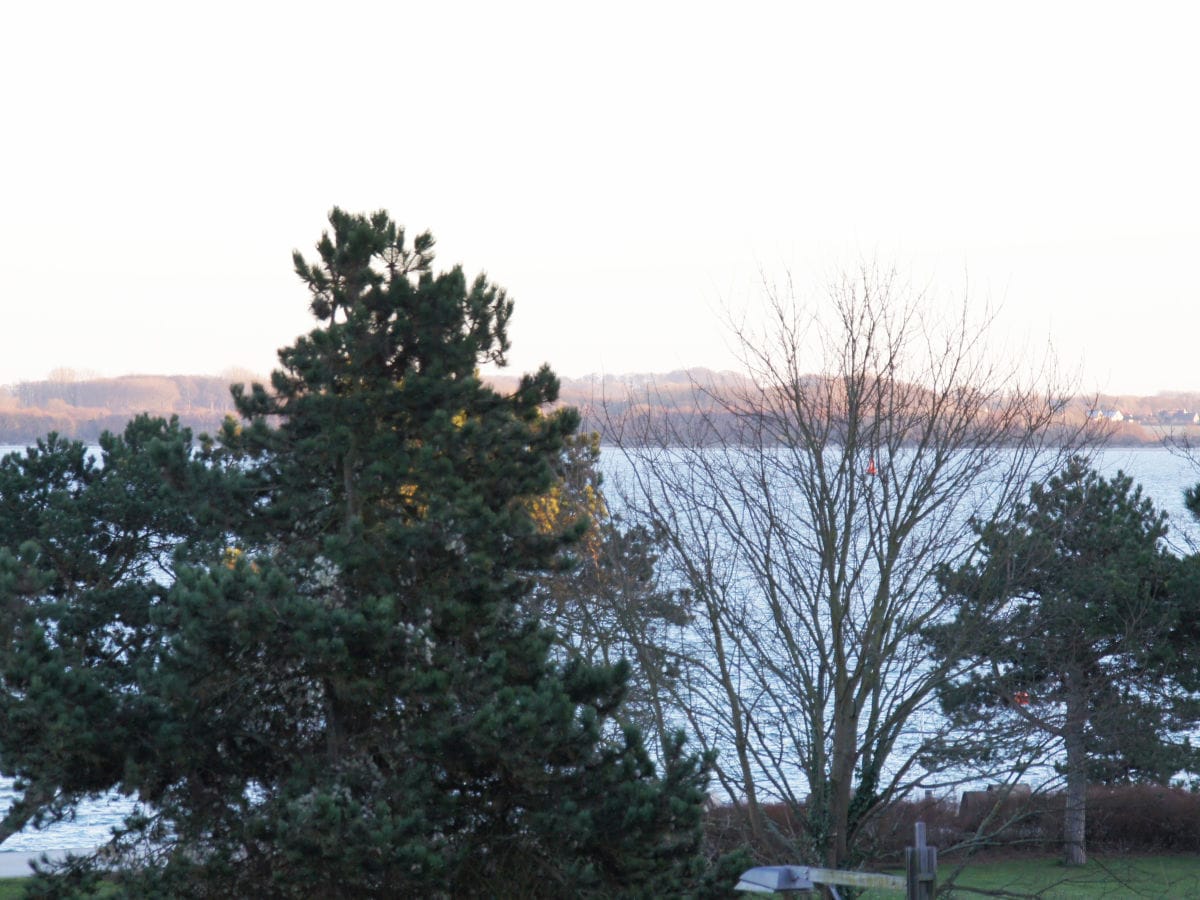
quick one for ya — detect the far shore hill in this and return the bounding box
[1,370,1198,447]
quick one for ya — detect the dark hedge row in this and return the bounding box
[705,785,1200,865]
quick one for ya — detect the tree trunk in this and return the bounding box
[826,697,857,870]
[1062,683,1088,866]
[710,604,771,849]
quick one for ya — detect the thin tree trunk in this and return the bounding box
[1063,682,1088,866]
[709,596,770,848]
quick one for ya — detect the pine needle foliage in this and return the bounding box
[0,210,722,898]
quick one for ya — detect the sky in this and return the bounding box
[2,2,1198,395]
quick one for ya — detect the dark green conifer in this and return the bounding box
[925,456,1199,866]
[0,210,721,897]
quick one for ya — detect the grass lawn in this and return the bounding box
[857,854,1200,898]
[3,857,1199,898]
[0,877,117,898]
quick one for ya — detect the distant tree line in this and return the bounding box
[531,376,1200,447]
[4,369,1195,448]
[0,374,249,444]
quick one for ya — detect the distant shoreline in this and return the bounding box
[3,369,1200,449]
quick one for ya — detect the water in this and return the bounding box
[0,787,129,852]
[599,444,1200,806]
[0,444,1198,851]
[1092,446,1200,548]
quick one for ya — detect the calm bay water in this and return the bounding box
[1092,447,1200,548]
[0,444,1198,851]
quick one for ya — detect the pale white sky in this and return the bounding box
[2,2,1198,395]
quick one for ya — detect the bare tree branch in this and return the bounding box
[609,266,1088,869]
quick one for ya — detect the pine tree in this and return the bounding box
[0,417,236,848]
[1,210,722,897]
[925,456,1199,866]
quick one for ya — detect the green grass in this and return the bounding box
[856,854,1200,898]
[0,876,119,898]
[3,858,1199,899]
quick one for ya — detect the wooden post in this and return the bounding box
[905,821,937,900]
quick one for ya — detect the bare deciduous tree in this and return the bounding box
[525,432,693,748]
[609,267,1086,870]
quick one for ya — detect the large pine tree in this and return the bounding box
[0,210,718,897]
